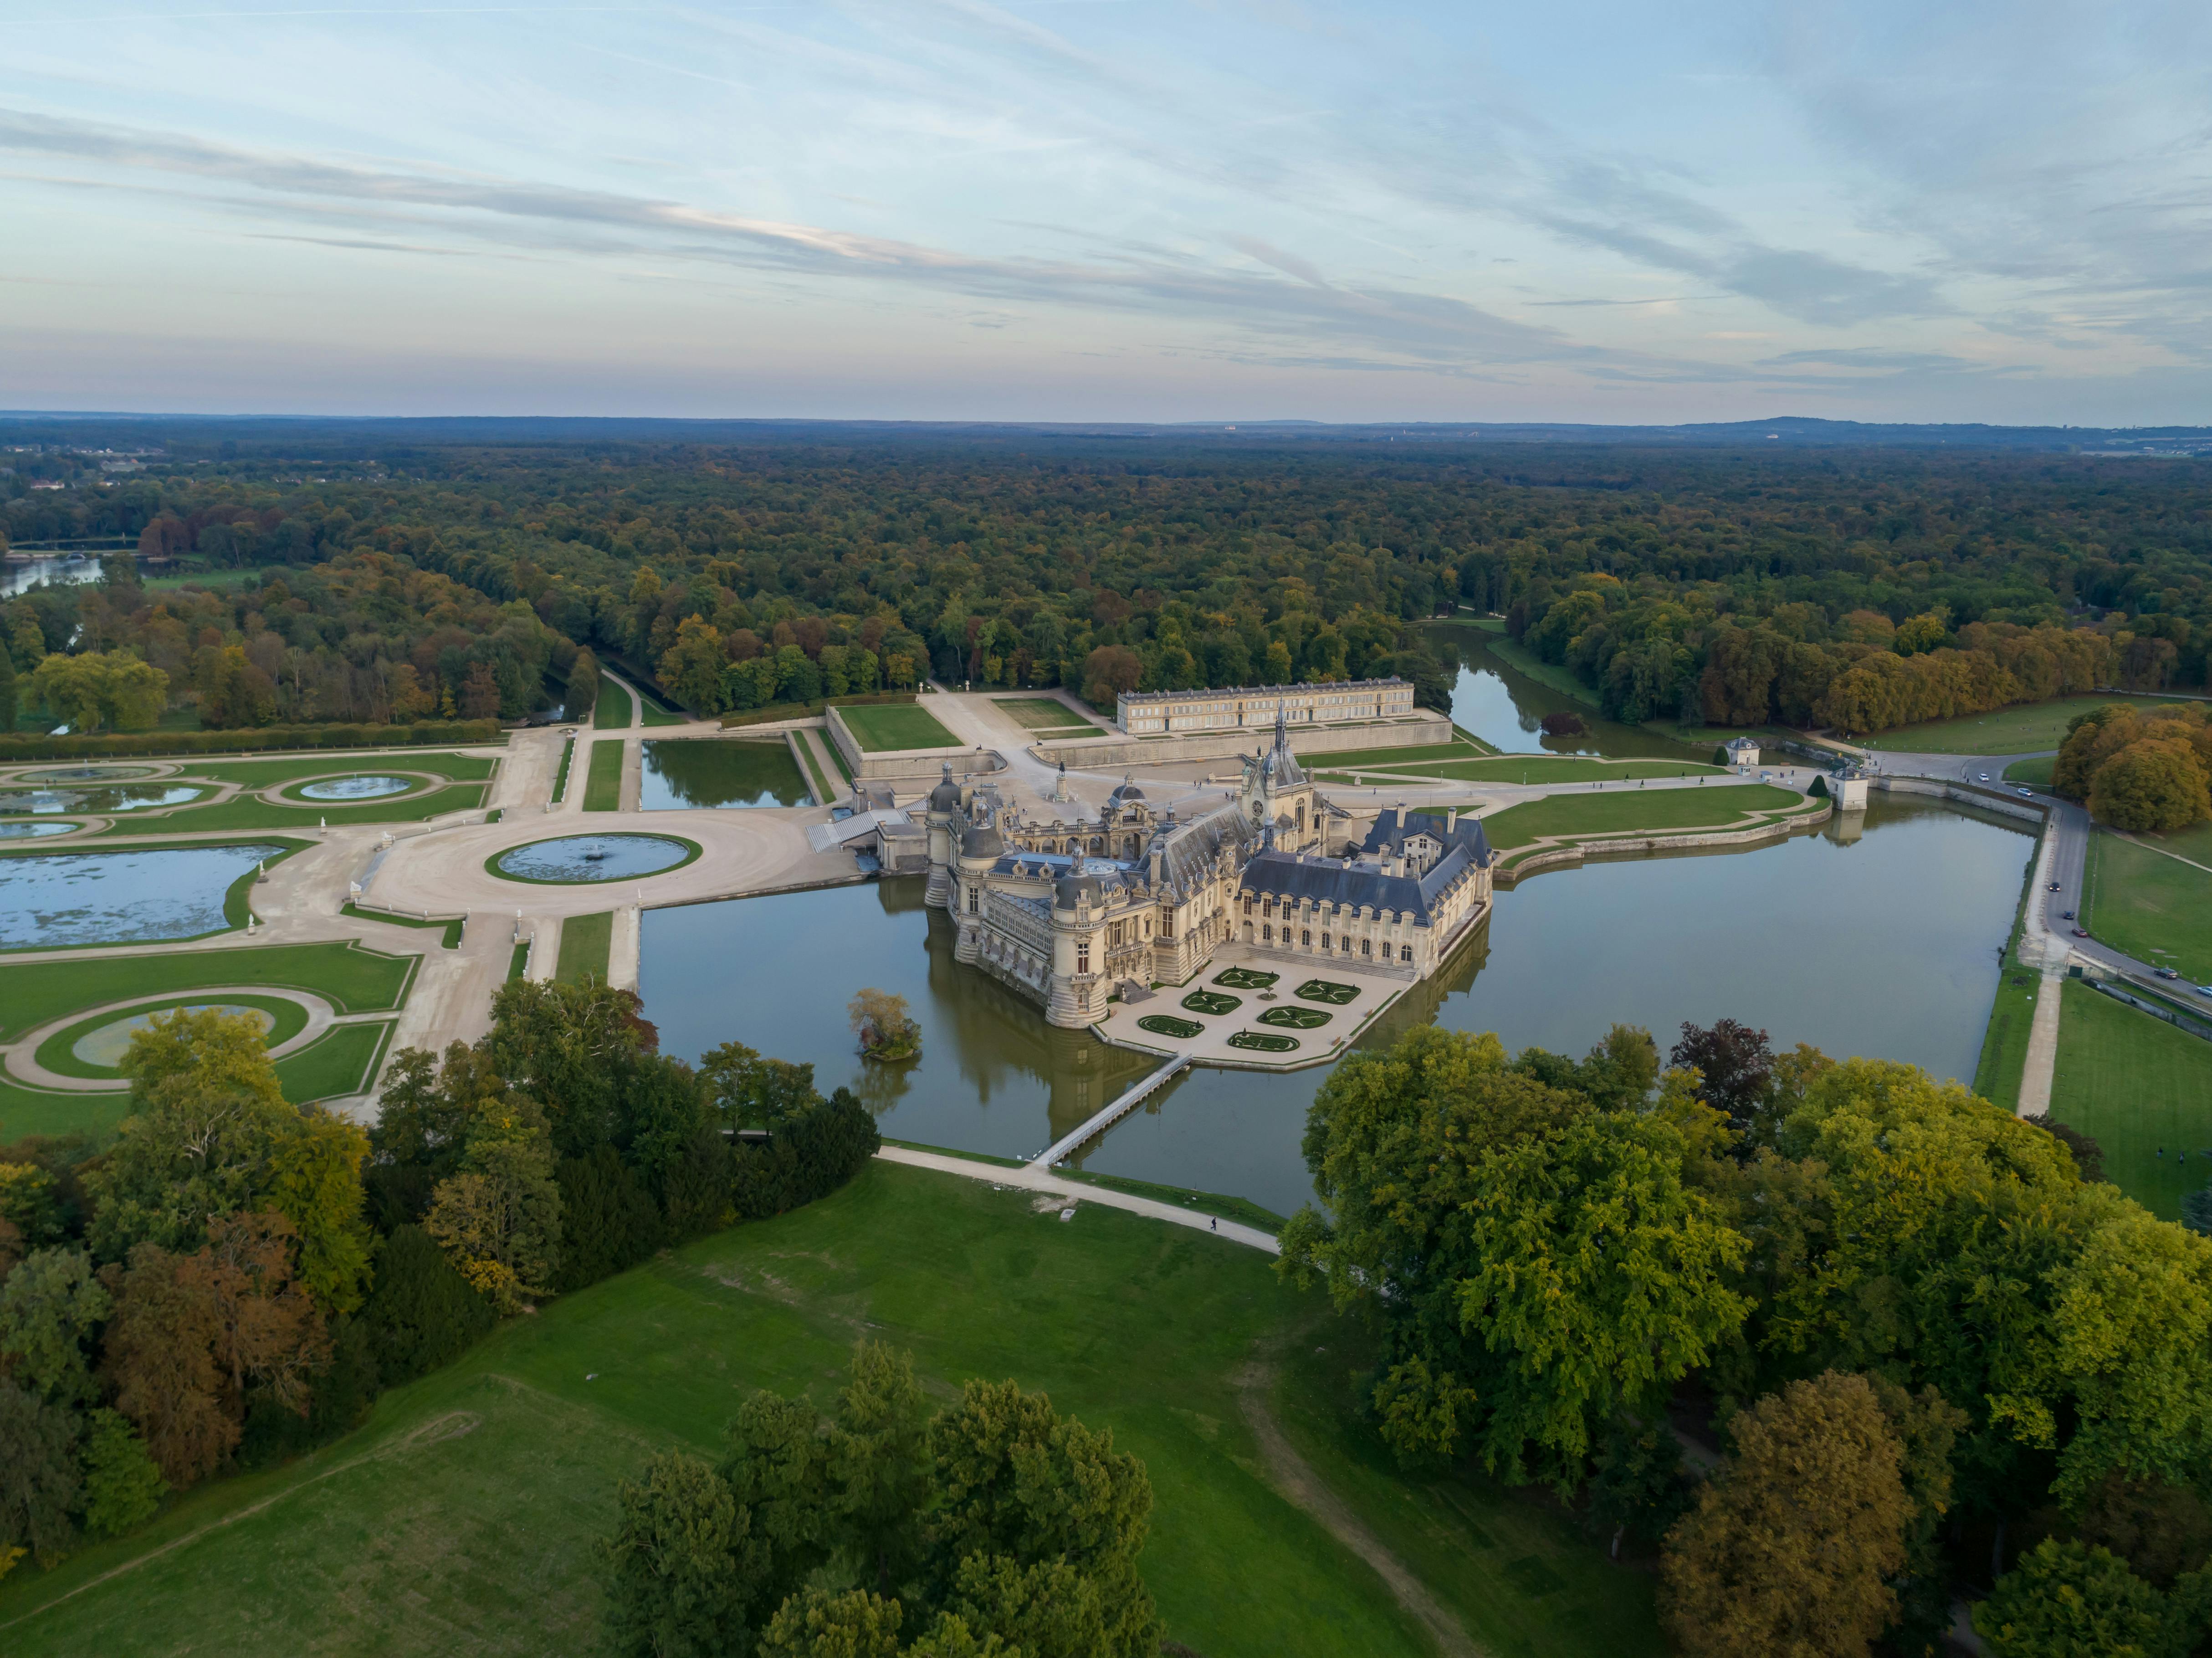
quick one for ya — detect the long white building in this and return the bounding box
[1115,677,1413,736]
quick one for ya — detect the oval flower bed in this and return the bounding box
[1181,990,1241,1016]
[1258,1005,1330,1030]
[1228,1030,1299,1052]
[1294,978,1361,1005]
[1136,1013,1204,1039]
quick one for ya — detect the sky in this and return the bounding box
[2,0,2208,424]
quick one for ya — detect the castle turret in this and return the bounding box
[1048,869,1105,1027]
[923,761,962,906]
[951,817,1004,964]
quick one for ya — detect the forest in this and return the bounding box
[5,431,2211,737]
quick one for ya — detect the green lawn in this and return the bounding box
[551,737,575,804]
[820,729,854,787]
[184,752,498,786]
[507,939,531,982]
[1324,755,1729,785]
[583,739,625,810]
[271,1019,396,1103]
[2049,983,2212,1221]
[836,701,958,752]
[556,911,614,983]
[1859,696,2157,755]
[0,1076,129,1143]
[0,940,416,1042]
[996,696,1098,732]
[108,783,487,834]
[594,679,634,731]
[2083,830,2212,981]
[1973,864,2043,1113]
[1305,738,1486,769]
[636,686,686,728]
[793,735,834,804]
[2002,754,2056,787]
[341,903,464,949]
[36,993,311,1080]
[1483,783,1810,853]
[0,1162,1654,1658]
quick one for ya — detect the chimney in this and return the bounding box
[1446,807,1458,833]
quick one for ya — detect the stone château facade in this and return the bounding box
[924,713,1494,1028]
[1115,677,1413,735]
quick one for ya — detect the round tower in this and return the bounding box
[923,761,962,907]
[1048,869,1105,1027]
[951,819,1004,964]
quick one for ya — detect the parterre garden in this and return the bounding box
[0,749,498,835]
[835,699,958,752]
[1181,990,1241,1015]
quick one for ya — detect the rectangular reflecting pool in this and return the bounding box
[639,739,812,809]
[639,796,2035,1219]
[0,843,288,949]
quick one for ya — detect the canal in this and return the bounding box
[640,793,2035,1220]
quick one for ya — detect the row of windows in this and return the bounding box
[1257,924,1413,962]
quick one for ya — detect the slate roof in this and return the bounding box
[1357,807,1496,869]
[1238,844,1483,926]
[1147,803,1254,896]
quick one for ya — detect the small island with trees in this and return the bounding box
[849,988,922,1064]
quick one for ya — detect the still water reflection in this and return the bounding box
[0,843,286,948]
[1428,622,1709,760]
[639,740,811,810]
[641,796,2033,1219]
[0,556,105,599]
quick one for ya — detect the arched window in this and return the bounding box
[1361,938,1371,956]
[1320,932,1330,950]
[1262,924,1272,942]
[1301,929,1311,947]
[1399,944,1412,962]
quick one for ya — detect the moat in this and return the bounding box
[640,793,2035,1219]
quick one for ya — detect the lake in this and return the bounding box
[639,794,2034,1218]
[1428,622,1711,760]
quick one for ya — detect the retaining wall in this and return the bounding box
[824,703,1006,782]
[1497,800,1834,882]
[1873,775,2048,824]
[1031,709,1452,769]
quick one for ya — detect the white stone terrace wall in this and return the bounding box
[1032,708,1452,769]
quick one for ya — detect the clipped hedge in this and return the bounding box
[0,720,505,762]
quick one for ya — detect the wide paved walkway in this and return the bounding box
[876,1144,1280,1254]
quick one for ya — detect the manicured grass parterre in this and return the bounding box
[1308,738,1488,770]
[0,939,418,1043]
[594,679,633,730]
[343,903,464,949]
[636,687,686,727]
[1481,782,1810,853]
[793,734,834,804]
[1259,1005,1331,1029]
[1136,1013,1205,1039]
[2084,829,2212,983]
[1228,1030,1299,1052]
[271,1019,397,1104]
[583,738,625,810]
[1859,695,2164,755]
[996,696,1098,732]
[0,1163,1659,1658]
[2003,754,2056,787]
[1182,990,1241,1015]
[836,700,959,752]
[2050,982,2212,1221]
[1295,979,1361,1005]
[507,939,531,982]
[551,737,575,804]
[0,1075,128,1142]
[556,911,614,983]
[109,782,488,834]
[1213,967,1278,989]
[820,729,854,786]
[184,752,499,786]
[35,993,311,1080]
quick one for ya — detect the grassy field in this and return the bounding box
[270,1019,396,1103]
[507,939,530,981]
[0,940,416,1042]
[1858,696,2150,755]
[36,992,311,1080]
[1306,738,1487,768]
[1324,755,1728,785]
[342,903,464,949]
[582,739,625,810]
[1973,858,2043,1113]
[0,1075,124,1143]
[636,686,686,728]
[996,696,1097,732]
[551,737,574,804]
[0,1162,1659,1658]
[836,700,958,752]
[820,729,854,786]
[2003,754,2056,787]
[1483,783,1809,852]
[793,734,833,804]
[2083,829,2212,981]
[556,911,613,982]
[109,783,487,834]
[2049,983,2212,1220]
[594,679,633,731]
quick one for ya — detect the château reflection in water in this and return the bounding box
[640,793,2033,1221]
